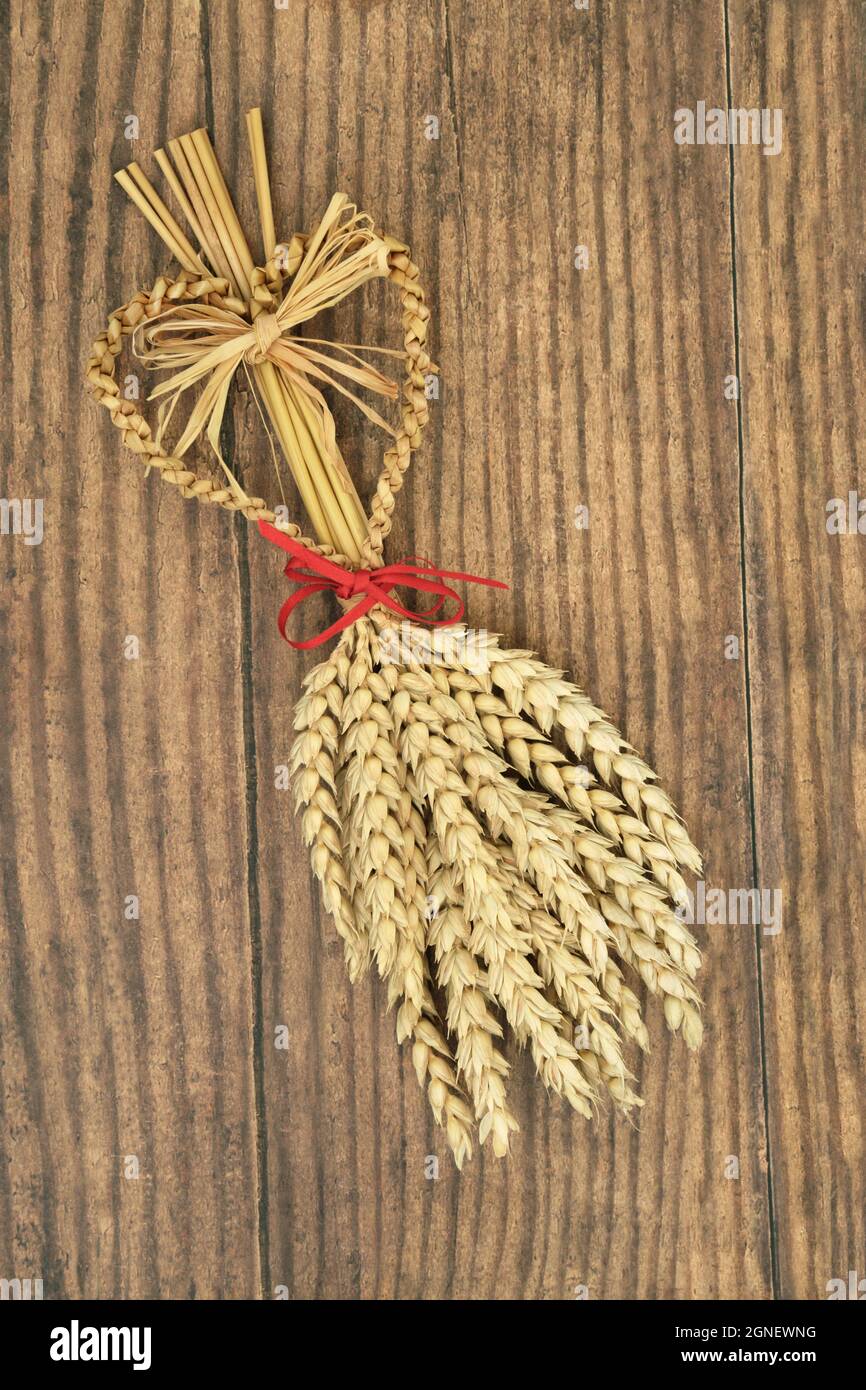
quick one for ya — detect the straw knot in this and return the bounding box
[246,311,282,364]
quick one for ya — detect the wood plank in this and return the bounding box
[730,0,866,1300]
[0,0,261,1298]
[215,0,771,1297]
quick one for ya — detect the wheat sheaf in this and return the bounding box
[87,108,703,1166]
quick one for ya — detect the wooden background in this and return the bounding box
[1,0,863,1300]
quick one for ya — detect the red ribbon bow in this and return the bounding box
[258,519,508,650]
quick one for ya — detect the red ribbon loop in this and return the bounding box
[257,519,508,650]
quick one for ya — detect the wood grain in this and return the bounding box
[730,0,866,1300]
[0,0,859,1302]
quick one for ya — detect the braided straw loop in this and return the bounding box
[86,231,433,568]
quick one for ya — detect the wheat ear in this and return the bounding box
[338,621,476,1166]
[403,708,599,1119]
[426,834,520,1156]
[397,617,701,885]
[455,675,691,902]
[460,728,703,1049]
[291,640,368,981]
[490,653,702,874]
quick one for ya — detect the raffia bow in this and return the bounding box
[135,193,401,505]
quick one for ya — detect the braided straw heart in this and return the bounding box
[86,238,433,568]
[137,197,403,489]
[86,109,704,1168]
